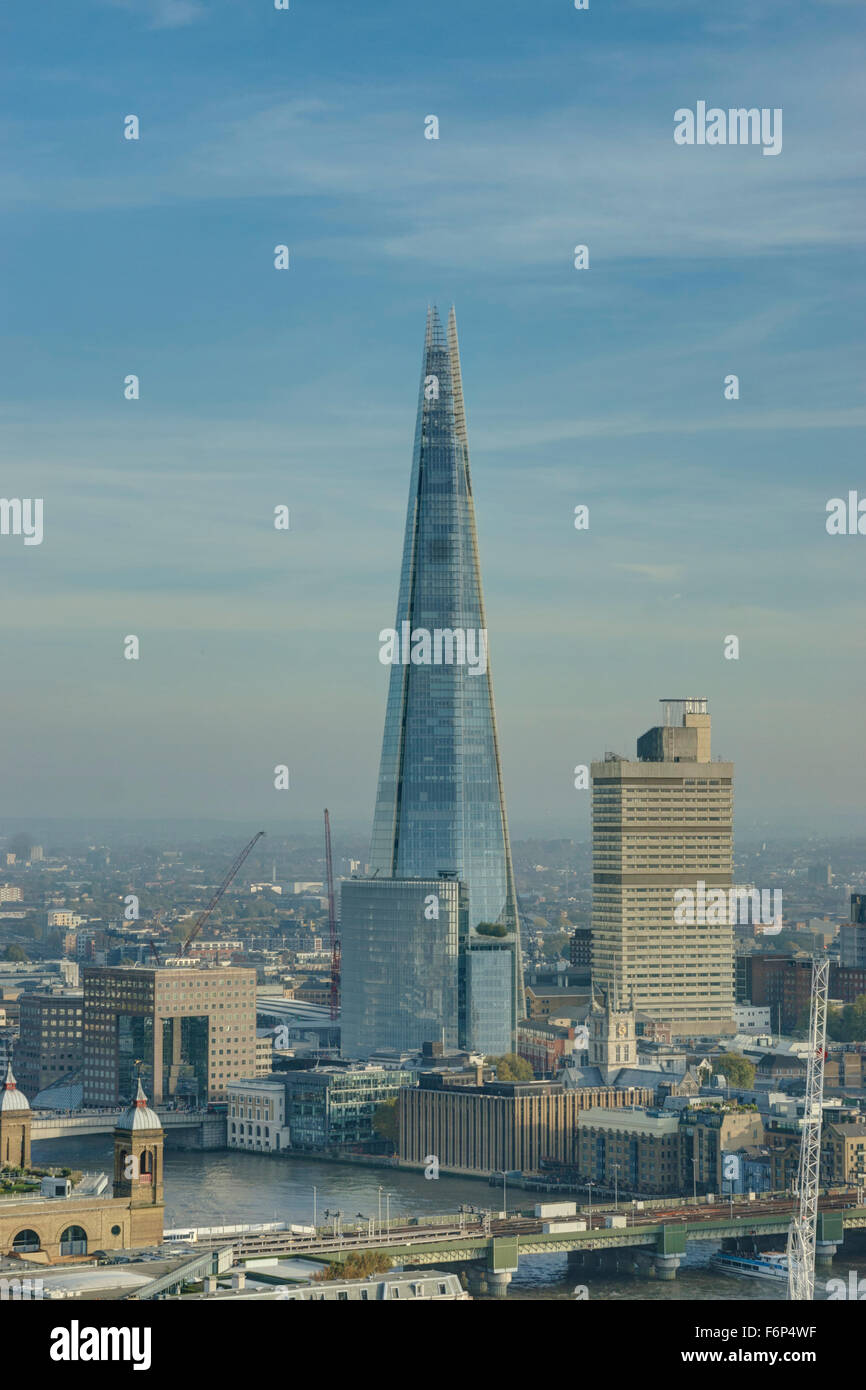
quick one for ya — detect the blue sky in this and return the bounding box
[1,0,864,836]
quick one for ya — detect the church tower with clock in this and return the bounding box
[588,991,637,1083]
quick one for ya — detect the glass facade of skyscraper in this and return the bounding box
[340,877,463,1055]
[341,307,523,1056]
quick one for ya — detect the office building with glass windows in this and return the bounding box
[341,307,523,1057]
[82,964,257,1106]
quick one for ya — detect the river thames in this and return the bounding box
[32,1135,863,1301]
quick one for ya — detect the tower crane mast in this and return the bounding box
[180,830,266,957]
[786,954,829,1300]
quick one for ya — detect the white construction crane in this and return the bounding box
[786,955,829,1300]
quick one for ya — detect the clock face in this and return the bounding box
[617,1023,628,1038]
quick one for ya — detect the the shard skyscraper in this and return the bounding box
[340,307,524,1058]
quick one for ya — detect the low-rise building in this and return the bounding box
[283,1066,411,1150]
[517,1019,575,1077]
[227,1077,290,1153]
[399,1074,655,1176]
[733,1005,772,1033]
[576,1106,681,1195]
[822,1121,866,1185]
[0,1072,164,1260]
[524,984,588,1021]
[680,1103,764,1194]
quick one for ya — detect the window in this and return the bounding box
[60,1226,88,1256]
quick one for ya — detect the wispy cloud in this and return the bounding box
[98,0,206,30]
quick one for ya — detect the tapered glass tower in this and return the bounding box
[340,307,523,1056]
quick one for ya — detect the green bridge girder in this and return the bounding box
[299,1206,866,1271]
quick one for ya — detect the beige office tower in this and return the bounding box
[591,699,735,1037]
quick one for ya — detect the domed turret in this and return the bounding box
[0,1061,30,1113]
[116,1077,161,1132]
[0,1061,32,1169]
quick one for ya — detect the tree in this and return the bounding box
[489,1053,534,1083]
[315,1250,391,1281]
[714,1052,755,1089]
[827,995,866,1043]
[3,944,28,962]
[542,931,570,959]
[372,1098,398,1148]
[475,921,508,938]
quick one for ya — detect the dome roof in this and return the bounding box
[116,1078,162,1132]
[0,1062,30,1112]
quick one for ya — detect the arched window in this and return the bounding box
[60,1226,88,1257]
[140,1149,154,1184]
[12,1229,40,1254]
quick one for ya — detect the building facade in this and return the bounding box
[575,1101,765,1197]
[14,989,83,1097]
[680,1104,764,1194]
[517,1019,576,1077]
[342,307,523,1057]
[576,1107,681,1195]
[82,965,257,1106]
[741,955,813,1033]
[340,877,465,1055]
[822,1121,866,1185]
[591,698,735,1036]
[227,1077,290,1153]
[399,1074,655,1176]
[282,1066,411,1151]
[0,1079,164,1260]
[840,895,866,969]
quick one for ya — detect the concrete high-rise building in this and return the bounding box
[341,307,523,1057]
[591,698,735,1036]
[82,965,257,1106]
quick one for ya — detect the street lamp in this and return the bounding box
[613,1164,620,1212]
[312,1185,318,1230]
[377,1186,383,1237]
[692,1157,698,1206]
[586,1181,596,1227]
[494,1170,508,1215]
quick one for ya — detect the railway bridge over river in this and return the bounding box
[196,1192,866,1297]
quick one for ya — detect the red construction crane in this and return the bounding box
[324,809,340,1020]
[180,830,266,957]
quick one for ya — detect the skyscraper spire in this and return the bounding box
[342,306,524,1052]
